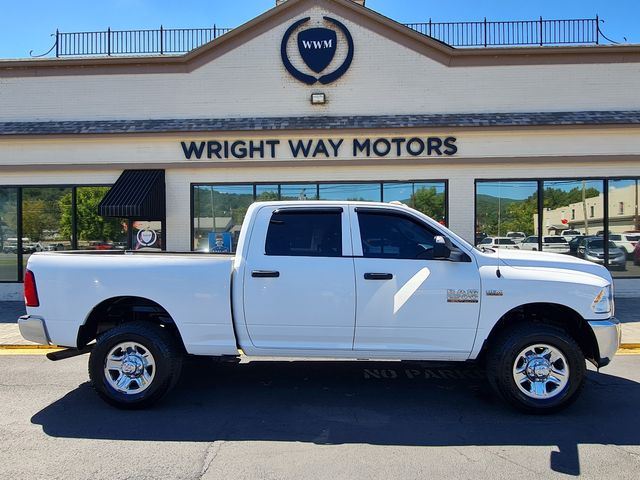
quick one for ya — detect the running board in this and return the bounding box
[46,344,94,361]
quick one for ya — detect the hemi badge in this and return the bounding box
[486,290,504,297]
[447,289,479,303]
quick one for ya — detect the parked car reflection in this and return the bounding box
[519,235,570,254]
[477,236,520,249]
[577,237,626,270]
[609,233,640,259]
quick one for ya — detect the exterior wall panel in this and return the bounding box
[2,6,640,121]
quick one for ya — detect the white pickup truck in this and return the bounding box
[19,201,620,413]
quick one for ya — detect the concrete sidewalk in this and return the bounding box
[1,297,639,347]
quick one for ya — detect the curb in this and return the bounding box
[0,345,62,350]
[618,343,640,353]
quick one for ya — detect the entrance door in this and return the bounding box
[351,207,481,359]
[243,206,356,350]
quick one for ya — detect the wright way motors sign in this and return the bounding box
[180,136,458,161]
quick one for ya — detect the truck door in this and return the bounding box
[351,207,481,359]
[242,206,356,350]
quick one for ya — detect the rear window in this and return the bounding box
[563,230,580,235]
[265,210,342,257]
[544,237,568,244]
[497,238,516,245]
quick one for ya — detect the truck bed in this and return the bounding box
[25,251,238,355]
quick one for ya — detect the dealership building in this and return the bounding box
[1,0,640,299]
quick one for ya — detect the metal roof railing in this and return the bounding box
[33,16,610,58]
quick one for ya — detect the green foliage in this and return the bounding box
[0,188,18,247]
[477,185,602,237]
[256,191,279,201]
[22,199,62,241]
[543,186,600,209]
[59,187,126,242]
[410,187,445,222]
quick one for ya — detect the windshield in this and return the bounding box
[497,239,516,245]
[626,235,640,241]
[588,240,617,249]
[543,237,568,244]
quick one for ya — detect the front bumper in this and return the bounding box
[585,254,626,267]
[588,318,621,367]
[18,315,51,345]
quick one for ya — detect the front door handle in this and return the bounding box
[364,273,393,280]
[252,270,280,278]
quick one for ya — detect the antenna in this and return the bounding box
[496,183,502,278]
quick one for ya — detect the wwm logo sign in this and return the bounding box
[300,39,334,50]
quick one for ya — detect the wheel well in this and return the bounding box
[477,303,599,365]
[77,296,186,352]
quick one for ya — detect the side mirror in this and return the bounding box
[433,236,451,259]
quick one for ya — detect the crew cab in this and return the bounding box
[19,201,621,413]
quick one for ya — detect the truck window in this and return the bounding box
[265,210,342,257]
[358,211,440,260]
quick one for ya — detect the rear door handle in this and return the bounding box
[252,270,280,278]
[364,273,393,280]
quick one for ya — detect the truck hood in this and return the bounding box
[479,249,612,283]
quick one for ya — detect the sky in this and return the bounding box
[0,0,639,59]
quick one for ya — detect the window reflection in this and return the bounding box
[192,181,448,252]
[609,178,640,277]
[475,181,538,246]
[22,187,72,269]
[280,184,317,201]
[76,187,127,251]
[255,185,279,202]
[318,183,381,202]
[193,185,253,252]
[0,188,18,281]
[384,182,446,224]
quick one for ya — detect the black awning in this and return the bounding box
[99,169,165,219]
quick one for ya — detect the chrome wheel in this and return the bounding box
[104,342,156,395]
[512,344,569,399]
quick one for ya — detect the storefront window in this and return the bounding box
[475,181,538,246]
[609,179,640,277]
[280,184,318,201]
[192,181,449,253]
[22,187,72,268]
[0,188,18,281]
[384,182,446,224]
[542,180,604,265]
[255,185,279,202]
[193,185,253,252]
[75,187,128,251]
[318,183,381,202]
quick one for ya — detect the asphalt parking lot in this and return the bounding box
[1,353,639,480]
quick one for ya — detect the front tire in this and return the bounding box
[88,321,183,409]
[486,324,586,414]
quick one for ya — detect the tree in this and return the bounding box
[502,195,537,235]
[411,187,445,222]
[22,199,59,241]
[59,188,125,243]
[0,189,17,249]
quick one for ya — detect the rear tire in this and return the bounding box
[88,321,183,409]
[486,324,585,414]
